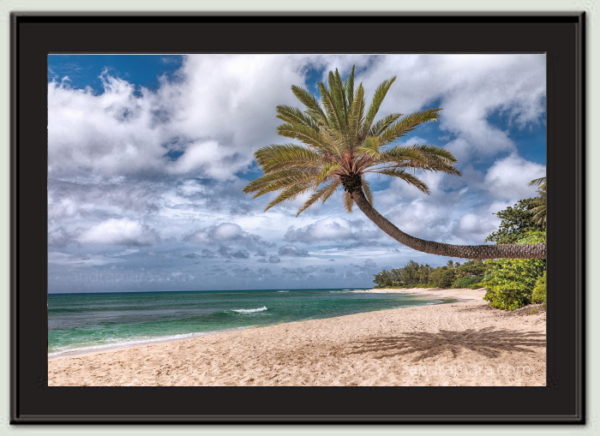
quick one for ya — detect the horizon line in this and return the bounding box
[47,286,370,296]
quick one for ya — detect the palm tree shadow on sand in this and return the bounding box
[345,327,545,362]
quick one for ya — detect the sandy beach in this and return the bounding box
[48,288,546,386]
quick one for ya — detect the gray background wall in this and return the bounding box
[0,1,596,435]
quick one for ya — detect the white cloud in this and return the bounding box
[48,73,169,178]
[484,154,546,201]
[211,223,243,240]
[285,217,381,244]
[278,244,309,257]
[49,54,546,183]
[48,251,122,267]
[48,55,308,181]
[187,222,262,245]
[48,54,547,291]
[165,139,251,181]
[454,213,498,242]
[354,54,546,160]
[185,222,274,261]
[78,218,158,246]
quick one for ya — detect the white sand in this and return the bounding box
[48,288,546,386]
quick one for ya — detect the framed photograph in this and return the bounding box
[11,13,584,423]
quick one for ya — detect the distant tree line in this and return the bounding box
[373,259,486,289]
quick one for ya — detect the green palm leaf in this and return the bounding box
[296,180,340,216]
[361,77,397,136]
[376,145,460,175]
[265,183,312,211]
[347,84,365,138]
[375,168,430,194]
[291,85,327,122]
[368,113,402,136]
[345,65,355,108]
[243,169,317,198]
[378,109,441,146]
[254,144,323,173]
[277,123,330,151]
[276,105,319,131]
[356,136,382,159]
[328,70,348,120]
[318,82,345,131]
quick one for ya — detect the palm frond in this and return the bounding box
[529,176,546,187]
[243,169,317,197]
[296,180,340,216]
[321,179,341,203]
[345,65,355,108]
[328,70,348,120]
[347,84,365,138]
[409,144,457,163]
[378,108,441,146]
[265,183,312,211]
[375,145,460,175]
[368,113,402,137]
[276,105,319,131]
[356,136,382,159]
[343,191,354,212]
[375,169,430,194]
[315,161,343,186]
[320,125,348,156]
[531,207,547,226]
[291,85,327,122]
[254,144,323,173]
[529,176,547,194]
[318,82,344,131]
[277,123,330,152]
[529,178,547,226]
[361,77,397,136]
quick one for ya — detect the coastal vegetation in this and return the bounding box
[373,259,486,289]
[529,176,547,227]
[481,231,546,310]
[244,66,545,259]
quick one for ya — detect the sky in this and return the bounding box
[47,54,547,293]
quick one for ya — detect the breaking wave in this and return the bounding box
[231,306,268,314]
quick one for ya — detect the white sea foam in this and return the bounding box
[276,290,290,293]
[48,326,254,358]
[231,306,268,314]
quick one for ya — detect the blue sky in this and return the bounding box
[47,54,546,293]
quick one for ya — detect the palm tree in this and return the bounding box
[529,176,547,227]
[243,67,546,259]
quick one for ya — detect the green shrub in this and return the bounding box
[430,267,456,288]
[451,276,482,289]
[413,283,435,288]
[482,232,546,310]
[531,271,547,305]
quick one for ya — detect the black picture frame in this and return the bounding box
[11,12,585,424]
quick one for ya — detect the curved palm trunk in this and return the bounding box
[350,189,546,259]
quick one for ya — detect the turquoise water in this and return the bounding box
[48,289,454,356]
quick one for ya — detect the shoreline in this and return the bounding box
[48,287,457,359]
[350,286,488,299]
[48,288,546,386]
[48,326,256,359]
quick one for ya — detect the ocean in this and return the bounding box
[48,288,454,357]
